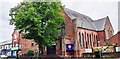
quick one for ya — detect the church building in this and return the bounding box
[56,8,114,57]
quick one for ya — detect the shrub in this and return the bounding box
[27,49,34,56]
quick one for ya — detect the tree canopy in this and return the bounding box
[9,1,64,46]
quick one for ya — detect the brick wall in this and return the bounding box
[64,11,75,40]
[12,29,38,55]
[97,31,105,46]
[104,17,114,39]
[108,31,120,46]
[56,11,110,57]
[19,39,38,54]
[61,11,75,56]
[76,28,98,57]
[77,28,98,48]
[57,11,100,57]
[12,29,21,46]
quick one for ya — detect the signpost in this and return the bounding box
[66,44,74,52]
[66,44,74,58]
[84,49,92,53]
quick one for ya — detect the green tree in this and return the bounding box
[27,49,34,56]
[9,0,64,58]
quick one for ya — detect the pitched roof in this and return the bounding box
[64,8,107,31]
[64,8,96,30]
[64,8,93,22]
[75,18,97,30]
[92,17,107,31]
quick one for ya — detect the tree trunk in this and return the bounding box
[38,44,42,59]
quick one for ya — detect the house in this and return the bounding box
[108,31,120,46]
[11,29,38,56]
[56,8,114,57]
[12,29,57,56]
[0,40,12,56]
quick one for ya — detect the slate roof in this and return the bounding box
[64,8,107,31]
[64,8,93,22]
[93,17,107,31]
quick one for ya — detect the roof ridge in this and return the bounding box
[64,8,93,21]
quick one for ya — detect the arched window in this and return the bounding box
[110,30,113,37]
[96,35,99,46]
[85,32,87,48]
[82,33,84,48]
[86,33,88,48]
[90,34,92,48]
[85,32,86,40]
[79,32,82,47]
[94,35,95,42]
[93,35,96,47]
[87,34,89,48]
[92,33,93,41]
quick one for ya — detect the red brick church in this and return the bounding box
[56,8,114,57]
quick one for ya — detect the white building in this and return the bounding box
[0,40,12,56]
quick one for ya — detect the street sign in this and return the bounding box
[84,49,92,53]
[116,47,120,52]
[11,47,19,50]
[66,44,74,52]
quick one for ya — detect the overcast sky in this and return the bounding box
[0,0,119,42]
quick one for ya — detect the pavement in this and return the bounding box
[2,55,63,59]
